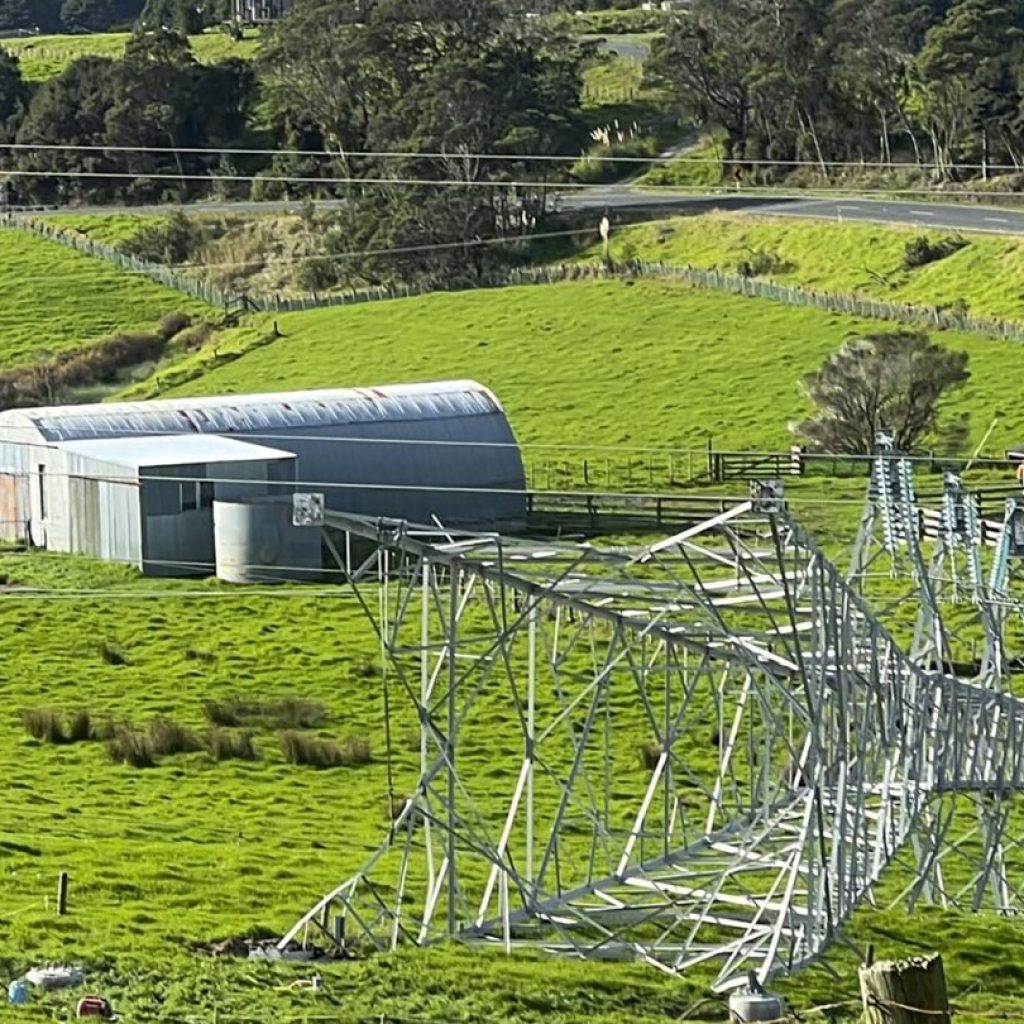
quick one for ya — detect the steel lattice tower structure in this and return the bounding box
[276,485,1024,990]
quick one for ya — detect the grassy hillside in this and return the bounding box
[596,213,1024,322]
[125,278,1021,461]
[3,494,1024,1021]
[0,30,259,80]
[0,550,731,1023]
[1,261,1024,1018]
[0,227,213,367]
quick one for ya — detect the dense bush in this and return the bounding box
[736,247,795,278]
[903,235,968,269]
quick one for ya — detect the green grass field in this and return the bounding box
[0,30,260,80]
[6,228,1024,1019]
[122,278,1021,464]
[0,227,213,366]
[596,213,1024,322]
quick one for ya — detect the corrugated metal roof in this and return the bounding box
[9,380,504,441]
[54,435,296,469]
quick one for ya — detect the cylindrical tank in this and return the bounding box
[213,497,322,584]
[728,988,785,1023]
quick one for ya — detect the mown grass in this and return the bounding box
[0,227,213,367]
[0,30,260,81]
[130,278,1024,465]
[591,212,1024,322]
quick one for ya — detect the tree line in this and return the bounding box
[648,0,1024,179]
[0,0,592,287]
[0,0,230,34]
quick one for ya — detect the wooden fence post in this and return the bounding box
[57,871,68,916]
[859,952,951,1024]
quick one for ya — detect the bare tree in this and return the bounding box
[795,330,970,455]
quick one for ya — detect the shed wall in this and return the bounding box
[0,383,528,530]
[139,456,297,576]
[59,451,142,566]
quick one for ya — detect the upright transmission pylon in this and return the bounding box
[278,487,1024,990]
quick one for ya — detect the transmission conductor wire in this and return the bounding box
[5,165,1024,200]
[3,140,1023,174]
[0,418,1013,468]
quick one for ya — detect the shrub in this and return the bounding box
[21,708,67,744]
[148,717,202,756]
[340,736,372,765]
[107,727,155,768]
[206,728,259,762]
[736,246,794,278]
[202,696,325,729]
[157,311,191,342]
[903,235,967,269]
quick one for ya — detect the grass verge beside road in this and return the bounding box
[592,213,1024,322]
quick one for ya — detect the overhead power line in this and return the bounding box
[5,166,1024,200]
[2,141,1023,174]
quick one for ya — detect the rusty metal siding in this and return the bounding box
[0,439,31,543]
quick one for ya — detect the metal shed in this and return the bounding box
[0,380,526,558]
[41,435,298,575]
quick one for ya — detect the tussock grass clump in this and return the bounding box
[99,640,129,666]
[184,647,216,664]
[638,741,663,771]
[21,707,68,744]
[341,736,372,765]
[354,659,377,680]
[206,728,259,762]
[274,698,325,730]
[67,709,93,743]
[280,732,372,769]
[202,696,325,730]
[203,700,242,727]
[147,717,202,756]
[107,727,155,768]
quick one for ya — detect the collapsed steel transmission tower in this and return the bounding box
[278,485,1024,990]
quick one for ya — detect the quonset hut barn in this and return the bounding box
[0,380,525,578]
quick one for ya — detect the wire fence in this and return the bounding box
[7,212,1024,343]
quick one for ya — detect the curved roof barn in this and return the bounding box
[0,380,526,528]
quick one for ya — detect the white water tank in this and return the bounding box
[213,497,322,583]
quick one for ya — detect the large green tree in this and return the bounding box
[0,48,28,143]
[260,0,588,286]
[0,0,61,31]
[797,331,970,455]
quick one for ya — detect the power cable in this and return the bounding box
[5,166,1024,200]
[2,141,1023,174]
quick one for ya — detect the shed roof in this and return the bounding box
[4,380,504,442]
[54,435,296,469]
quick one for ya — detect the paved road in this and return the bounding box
[558,188,1024,234]
[17,190,1024,236]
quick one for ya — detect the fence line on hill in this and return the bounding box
[7,212,1024,341]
